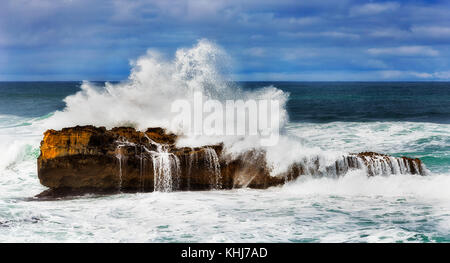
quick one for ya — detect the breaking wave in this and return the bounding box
[27,39,444,179]
[0,40,449,242]
[39,39,339,176]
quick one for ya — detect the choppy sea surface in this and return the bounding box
[0,81,449,242]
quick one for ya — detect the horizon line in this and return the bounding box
[1,80,450,83]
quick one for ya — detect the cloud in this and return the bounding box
[411,26,450,38]
[379,70,450,80]
[0,0,449,80]
[244,47,266,57]
[367,46,439,56]
[232,69,450,81]
[350,2,400,16]
[432,71,450,79]
[283,31,360,40]
[362,59,388,69]
[368,28,409,38]
[288,16,322,25]
[280,47,321,61]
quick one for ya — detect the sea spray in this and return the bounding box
[23,40,441,181]
[41,40,296,176]
[0,80,449,242]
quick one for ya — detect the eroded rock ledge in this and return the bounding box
[37,125,426,198]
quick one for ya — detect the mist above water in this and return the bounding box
[0,41,449,242]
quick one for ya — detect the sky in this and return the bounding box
[0,0,449,81]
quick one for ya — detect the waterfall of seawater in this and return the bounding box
[142,135,181,192]
[204,147,222,189]
[187,148,198,189]
[115,136,424,193]
[146,146,181,192]
[287,154,426,179]
[356,155,426,176]
[116,150,123,190]
[115,140,138,191]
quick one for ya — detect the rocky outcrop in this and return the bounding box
[282,151,425,179]
[37,125,426,198]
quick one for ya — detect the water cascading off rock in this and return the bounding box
[36,125,427,197]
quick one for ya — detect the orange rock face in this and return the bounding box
[40,126,107,160]
[37,125,286,197]
[37,125,426,198]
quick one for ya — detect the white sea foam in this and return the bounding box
[0,173,449,242]
[285,121,450,155]
[282,169,450,201]
[0,116,42,174]
[35,40,448,177]
[1,41,447,179]
[39,40,342,176]
[1,107,449,243]
[43,40,288,135]
[0,41,449,242]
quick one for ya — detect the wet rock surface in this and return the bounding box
[37,125,426,197]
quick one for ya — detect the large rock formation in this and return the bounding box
[37,125,426,198]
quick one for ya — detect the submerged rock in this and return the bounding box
[37,125,426,197]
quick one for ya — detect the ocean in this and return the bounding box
[0,80,449,242]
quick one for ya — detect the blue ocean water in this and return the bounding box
[0,81,449,242]
[2,81,448,172]
[242,82,450,173]
[0,82,83,117]
[3,82,449,122]
[242,81,450,124]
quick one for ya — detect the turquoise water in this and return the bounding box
[0,81,449,242]
[242,81,450,173]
